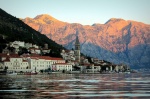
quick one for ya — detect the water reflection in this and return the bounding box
[0,73,150,99]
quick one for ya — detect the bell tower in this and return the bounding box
[75,36,80,62]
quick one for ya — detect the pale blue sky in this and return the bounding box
[0,0,150,25]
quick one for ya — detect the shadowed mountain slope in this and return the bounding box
[0,8,64,56]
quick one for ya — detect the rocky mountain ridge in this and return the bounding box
[22,14,150,68]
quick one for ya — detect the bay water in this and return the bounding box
[0,73,150,99]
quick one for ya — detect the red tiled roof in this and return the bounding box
[94,64,102,66]
[3,57,10,62]
[53,63,72,65]
[30,57,39,60]
[0,53,19,58]
[30,54,40,56]
[50,57,63,60]
[0,53,8,57]
[21,54,30,57]
[10,56,21,58]
[28,56,64,61]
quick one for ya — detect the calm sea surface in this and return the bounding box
[0,73,150,99]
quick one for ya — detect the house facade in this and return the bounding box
[0,53,72,73]
[52,63,72,72]
[28,56,66,72]
[0,54,30,72]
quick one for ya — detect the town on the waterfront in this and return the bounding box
[0,36,131,75]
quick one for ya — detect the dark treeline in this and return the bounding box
[0,8,64,56]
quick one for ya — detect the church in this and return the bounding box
[60,36,81,63]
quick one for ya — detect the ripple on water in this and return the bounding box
[0,73,150,99]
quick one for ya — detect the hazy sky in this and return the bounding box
[0,0,150,25]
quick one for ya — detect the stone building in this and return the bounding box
[74,36,80,62]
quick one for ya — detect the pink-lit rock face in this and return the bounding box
[22,14,150,68]
[22,15,150,52]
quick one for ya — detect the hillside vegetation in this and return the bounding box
[0,8,64,54]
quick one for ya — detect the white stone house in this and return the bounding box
[61,50,76,61]
[25,43,33,49]
[1,55,30,72]
[93,64,101,72]
[80,63,92,73]
[10,41,25,48]
[42,48,51,54]
[0,53,72,73]
[32,44,39,49]
[80,63,113,73]
[28,47,41,54]
[28,56,66,72]
[52,63,72,72]
[114,65,124,72]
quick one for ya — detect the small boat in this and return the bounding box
[7,72,17,75]
[25,71,37,75]
[125,71,131,74]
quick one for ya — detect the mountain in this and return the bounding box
[22,15,150,69]
[0,8,64,56]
